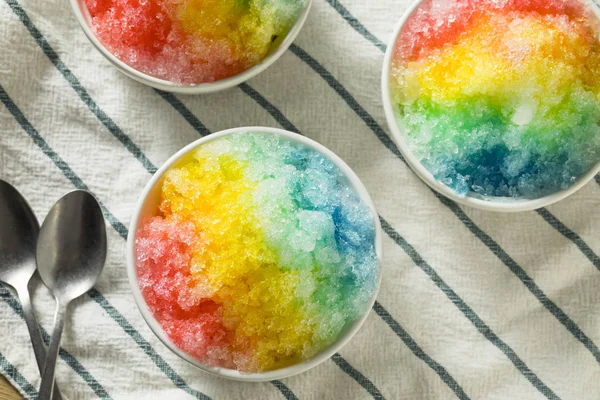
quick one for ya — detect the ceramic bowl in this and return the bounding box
[126,127,383,381]
[381,0,600,212]
[71,0,313,94]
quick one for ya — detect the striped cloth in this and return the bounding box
[1,0,599,399]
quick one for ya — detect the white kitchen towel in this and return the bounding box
[1,0,599,399]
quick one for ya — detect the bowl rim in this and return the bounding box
[126,127,384,382]
[70,0,313,94]
[381,0,600,213]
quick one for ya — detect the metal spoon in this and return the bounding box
[37,190,107,400]
[0,180,63,400]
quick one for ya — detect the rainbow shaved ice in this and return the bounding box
[85,0,306,84]
[391,0,600,197]
[135,132,379,372]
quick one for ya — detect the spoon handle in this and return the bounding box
[39,300,67,400]
[15,284,64,400]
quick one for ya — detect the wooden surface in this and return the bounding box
[0,375,23,400]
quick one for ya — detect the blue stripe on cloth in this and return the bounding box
[154,90,212,137]
[438,195,600,365]
[238,83,300,133]
[158,91,466,400]
[0,84,212,400]
[322,0,387,51]
[0,349,38,399]
[289,44,403,160]
[379,217,561,400]
[0,286,111,399]
[0,84,128,240]
[4,0,157,175]
[331,353,385,400]
[288,41,600,365]
[271,380,299,400]
[372,302,470,400]
[535,209,600,271]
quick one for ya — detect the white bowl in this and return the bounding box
[382,0,600,212]
[71,0,313,94]
[126,127,383,382]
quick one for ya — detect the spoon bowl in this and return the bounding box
[37,190,107,400]
[37,190,107,302]
[0,180,38,285]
